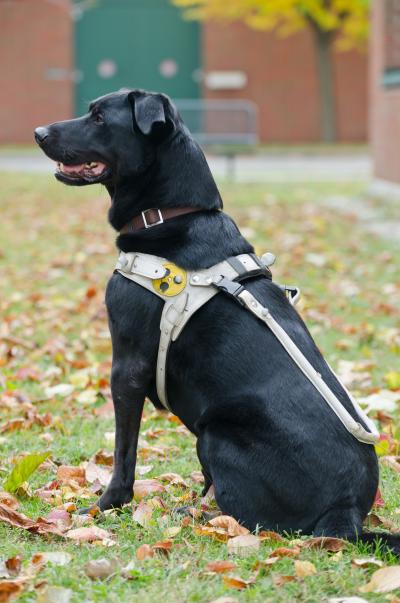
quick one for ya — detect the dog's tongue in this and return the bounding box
[61,162,106,176]
[61,164,85,174]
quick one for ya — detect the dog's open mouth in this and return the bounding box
[55,161,111,184]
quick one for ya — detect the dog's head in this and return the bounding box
[34,89,181,187]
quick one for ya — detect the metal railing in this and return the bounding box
[175,99,259,147]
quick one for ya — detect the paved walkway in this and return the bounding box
[0,151,371,182]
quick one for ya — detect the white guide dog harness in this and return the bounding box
[116,250,379,445]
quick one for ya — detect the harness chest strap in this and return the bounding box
[116,251,379,444]
[116,252,266,410]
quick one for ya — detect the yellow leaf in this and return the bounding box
[359,566,400,593]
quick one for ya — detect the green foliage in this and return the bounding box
[4,451,51,493]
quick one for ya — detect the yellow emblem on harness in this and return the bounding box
[152,262,187,297]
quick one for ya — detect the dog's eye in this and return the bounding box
[93,113,104,124]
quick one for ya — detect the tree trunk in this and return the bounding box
[312,26,336,143]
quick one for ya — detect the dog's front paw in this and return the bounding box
[97,486,133,511]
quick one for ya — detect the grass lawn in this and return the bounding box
[0,173,399,603]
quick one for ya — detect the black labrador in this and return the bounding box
[34,89,395,548]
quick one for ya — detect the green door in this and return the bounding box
[74,0,201,115]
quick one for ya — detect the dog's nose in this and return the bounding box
[34,126,49,144]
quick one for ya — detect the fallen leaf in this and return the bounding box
[44,384,74,398]
[85,462,112,487]
[152,539,173,555]
[132,501,153,528]
[32,552,72,566]
[93,450,114,466]
[136,544,154,560]
[164,526,181,538]
[0,503,36,529]
[4,452,50,493]
[0,580,25,602]
[351,557,384,569]
[359,566,400,593]
[157,473,189,488]
[258,530,284,542]
[65,526,113,543]
[133,479,165,500]
[272,574,296,587]
[294,560,317,578]
[227,534,260,556]
[304,537,347,552]
[36,586,72,603]
[270,546,301,558]
[4,556,21,577]
[223,575,256,590]
[85,557,119,580]
[44,509,72,531]
[208,515,249,537]
[329,597,369,603]
[209,598,237,603]
[56,465,86,486]
[205,560,236,574]
[381,456,400,474]
[0,492,19,510]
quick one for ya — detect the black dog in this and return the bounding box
[35,89,393,547]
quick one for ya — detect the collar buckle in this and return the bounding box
[142,208,164,229]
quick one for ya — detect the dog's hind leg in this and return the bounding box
[312,507,363,538]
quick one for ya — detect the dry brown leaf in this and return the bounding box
[4,556,21,577]
[272,574,296,587]
[36,585,72,603]
[93,450,114,466]
[352,557,384,569]
[381,456,400,473]
[227,534,260,557]
[364,513,395,530]
[253,557,280,570]
[190,471,204,484]
[32,552,72,566]
[0,580,25,602]
[270,546,301,558]
[85,557,119,580]
[132,501,153,528]
[258,530,284,542]
[0,503,36,530]
[44,509,72,531]
[157,473,189,488]
[205,560,237,574]
[193,525,229,542]
[359,566,400,593]
[0,492,19,510]
[208,515,249,537]
[294,560,317,578]
[65,526,113,543]
[303,536,347,552]
[152,539,173,555]
[85,462,112,487]
[136,544,154,560]
[56,465,86,487]
[223,574,256,590]
[133,479,165,500]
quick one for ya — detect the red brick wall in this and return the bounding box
[203,22,368,142]
[370,0,400,183]
[0,0,73,144]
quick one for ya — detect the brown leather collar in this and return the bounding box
[120,206,204,234]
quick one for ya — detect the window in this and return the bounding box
[383,0,400,87]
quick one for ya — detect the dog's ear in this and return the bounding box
[129,92,174,140]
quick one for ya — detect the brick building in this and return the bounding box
[0,0,367,144]
[370,0,400,185]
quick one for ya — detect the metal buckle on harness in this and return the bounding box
[142,208,164,228]
[212,276,246,305]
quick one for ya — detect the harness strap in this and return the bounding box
[214,282,378,444]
